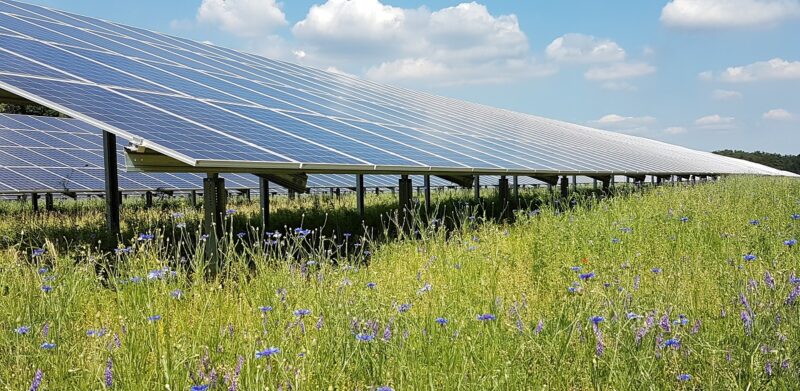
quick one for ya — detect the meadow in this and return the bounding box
[1,176,798,390]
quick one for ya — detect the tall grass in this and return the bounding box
[1,177,798,389]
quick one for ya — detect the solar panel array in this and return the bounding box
[0,0,793,179]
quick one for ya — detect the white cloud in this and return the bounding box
[545,33,626,63]
[712,89,743,100]
[664,126,688,135]
[196,0,287,37]
[291,0,549,86]
[763,108,794,120]
[588,114,656,134]
[717,58,800,82]
[600,81,638,91]
[695,114,736,129]
[698,71,713,81]
[661,0,800,29]
[584,62,656,81]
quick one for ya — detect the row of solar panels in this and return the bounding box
[0,113,569,194]
[0,0,793,180]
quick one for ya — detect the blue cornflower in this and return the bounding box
[343,232,352,238]
[176,223,187,229]
[259,306,273,313]
[570,266,582,272]
[743,253,757,262]
[398,303,412,313]
[255,347,280,358]
[579,272,595,280]
[749,219,760,225]
[37,267,48,274]
[376,387,394,391]
[674,314,689,326]
[791,213,800,220]
[568,286,579,293]
[366,282,376,289]
[680,217,689,223]
[620,227,633,233]
[190,385,209,391]
[665,338,681,348]
[41,285,53,293]
[130,276,142,284]
[590,316,604,325]
[147,315,161,322]
[677,374,692,381]
[200,234,209,241]
[435,317,448,326]
[115,247,132,255]
[294,228,311,236]
[29,368,43,391]
[172,212,184,218]
[86,328,107,337]
[137,233,154,241]
[40,342,56,350]
[418,283,432,294]
[477,314,496,321]
[32,248,46,257]
[626,312,641,320]
[294,309,311,317]
[226,209,237,216]
[785,239,797,247]
[15,326,30,335]
[651,267,662,274]
[236,232,246,239]
[355,333,374,342]
[611,238,621,244]
[170,289,182,299]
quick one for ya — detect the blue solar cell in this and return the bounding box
[0,74,292,163]
[0,13,91,47]
[0,166,43,190]
[0,35,172,92]
[0,149,28,165]
[0,43,77,79]
[118,90,364,165]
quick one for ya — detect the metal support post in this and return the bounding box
[473,175,481,202]
[560,176,569,199]
[512,175,519,208]
[259,177,269,231]
[498,176,510,219]
[356,174,365,221]
[189,190,197,208]
[31,192,39,213]
[145,191,153,208]
[103,131,120,241]
[571,175,577,192]
[423,174,431,212]
[44,193,54,212]
[203,174,227,273]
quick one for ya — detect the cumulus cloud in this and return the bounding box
[763,108,794,120]
[661,0,800,29]
[584,62,656,81]
[717,58,800,82]
[600,81,638,91]
[664,126,688,135]
[196,0,287,37]
[695,114,735,129]
[291,0,550,85]
[712,89,743,100]
[588,114,656,134]
[545,33,626,63]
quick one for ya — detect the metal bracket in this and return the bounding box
[256,173,308,194]
[435,175,473,188]
[529,175,559,186]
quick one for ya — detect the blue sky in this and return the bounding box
[22,0,800,154]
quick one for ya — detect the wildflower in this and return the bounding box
[749,219,760,225]
[677,374,692,381]
[764,271,775,289]
[29,369,43,391]
[355,333,374,342]
[172,212,184,218]
[200,234,209,241]
[567,286,579,294]
[294,228,311,236]
[398,303,411,313]
[383,324,392,340]
[148,315,161,322]
[86,328,107,337]
[32,248,46,257]
[41,285,52,293]
[620,227,633,233]
[651,267,662,274]
[40,342,56,350]
[366,282,376,289]
[674,314,689,326]
[376,387,394,391]
[418,283,432,294]
[741,311,753,335]
[255,347,280,358]
[225,209,236,215]
[664,338,680,348]
[236,232,246,239]
[691,320,701,334]
[680,217,689,223]
[41,322,49,338]
[765,361,773,377]
[170,289,182,299]
[590,316,604,325]
[294,309,311,317]
[626,312,641,320]
[114,247,132,255]
[37,267,49,274]
[611,238,621,244]
[129,276,142,284]
[104,357,113,388]
[570,266,582,272]
[791,213,800,220]
[785,239,797,247]
[791,273,800,284]
[786,285,800,305]
[633,275,640,290]
[477,314,497,321]
[579,272,595,280]
[176,223,186,229]
[316,315,324,330]
[435,317,448,326]
[743,253,757,262]
[15,326,30,335]
[190,385,209,391]
[534,319,544,334]
[660,314,671,333]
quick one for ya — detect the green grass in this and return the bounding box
[1,177,799,390]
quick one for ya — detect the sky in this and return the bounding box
[19,0,800,154]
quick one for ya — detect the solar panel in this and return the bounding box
[0,0,793,179]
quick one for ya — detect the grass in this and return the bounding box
[0,176,798,390]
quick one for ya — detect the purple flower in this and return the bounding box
[171,289,182,299]
[225,209,237,216]
[148,315,161,322]
[236,232,246,239]
[791,213,800,220]
[660,314,671,333]
[785,239,798,247]
[664,338,680,348]
[477,314,496,321]
[418,282,432,294]
[255,347,280,358]
[765,361,773,377]
[691,320,701,334]
[749,219,760,225]
[398,303,411,313]
[764,271,775,289]
[741,311,753,335]
[259,306,273,313]
[626,312,641,320]
[677,374,692,381]
[137,233,154,241]
[611,238,621,244]
[41,285,53,293]
[104,357,113,388]
[29,368,43,391]
[651,268,662,274]
[366,282,376,289]
[743,253,757,262]
[680,216,689,223]
[294,309,311,317]
[114,247,132,255]
[435,317,448,326]
[570,266,582,272]
[534,319,544,334]
[40,342,56,350]
[590,316,604,325]
[191,385,210,391]
[355,333,374,342]
[785,285,800,305]
[579,272,595,280]
[376,387,394,391]
[32,248,46,257]
[15,326,31,335]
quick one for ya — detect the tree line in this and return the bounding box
[714,150,800,174]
